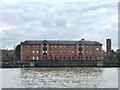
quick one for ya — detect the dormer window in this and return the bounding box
[79,43,82,46]
[43,43,47,46]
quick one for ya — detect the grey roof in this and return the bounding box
[21,40,102,46]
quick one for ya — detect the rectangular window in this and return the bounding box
[90,51,92,53]
[60,46,62,48]
[27,45,29,47]
[27,51,29,53]
[36,57,39,60]
[78,48,82,51]
[72,51,74,53]
[79,53,82,55]
[90,57,92,60]
[60,57,62,59]
[33,51,35,53]
[32,45,35,47]
[43,47,47,51]
[55,57,57,59]
[69,57,71,60]
[55,46,57,47]
[37,51,39,53]
[86,57,88,59]
[51,46,53,47]
[32,57,35,60]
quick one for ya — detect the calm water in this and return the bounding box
[0,67,118,88]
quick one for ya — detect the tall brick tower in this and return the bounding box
[106,39,111,55]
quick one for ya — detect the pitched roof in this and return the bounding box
[21,40,102,46]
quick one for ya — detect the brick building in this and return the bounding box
[20,39,102,61]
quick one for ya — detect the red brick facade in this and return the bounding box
[20,40,102,61]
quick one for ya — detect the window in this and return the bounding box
[60,57,62,59]
[90,57,92,60]
[55,57,57,59]
[73,46,74,47]
[36,57,39,60]
[27,51,29,53]
[79,53,82,55]
[64,46,66,47]
[86,51,88,53]
[43,47,47,51]
[90,51,92,53]
[64,51,66,53]
[69,57,71,60]
[51,51,53,53]
[96,48,99,51]
[79,43,82,46]
[78,47,82,51]
[36,51,39,53]
[51,46,53,47]
[27,45,29,47]
[60,51,62,53]
[36,45,39,47]
[55,45,57,47]
[72,51,74,53]
[69,51,71,52]
[64,57,66,59]
[32,57,35,60]
[86,57,88,59]
[43,51,47,53]
[43,43,47,46]
[60,46,62,48]
[33,51,35,53]
[32,45,35,47]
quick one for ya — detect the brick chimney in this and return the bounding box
[106,39,111,55]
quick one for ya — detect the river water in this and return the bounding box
[0,68,118,88]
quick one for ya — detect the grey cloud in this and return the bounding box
[1,1,118,50]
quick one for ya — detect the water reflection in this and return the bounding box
[20,68,103,88]
[1,68,118,88]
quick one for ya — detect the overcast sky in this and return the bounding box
[0,0,119,51]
